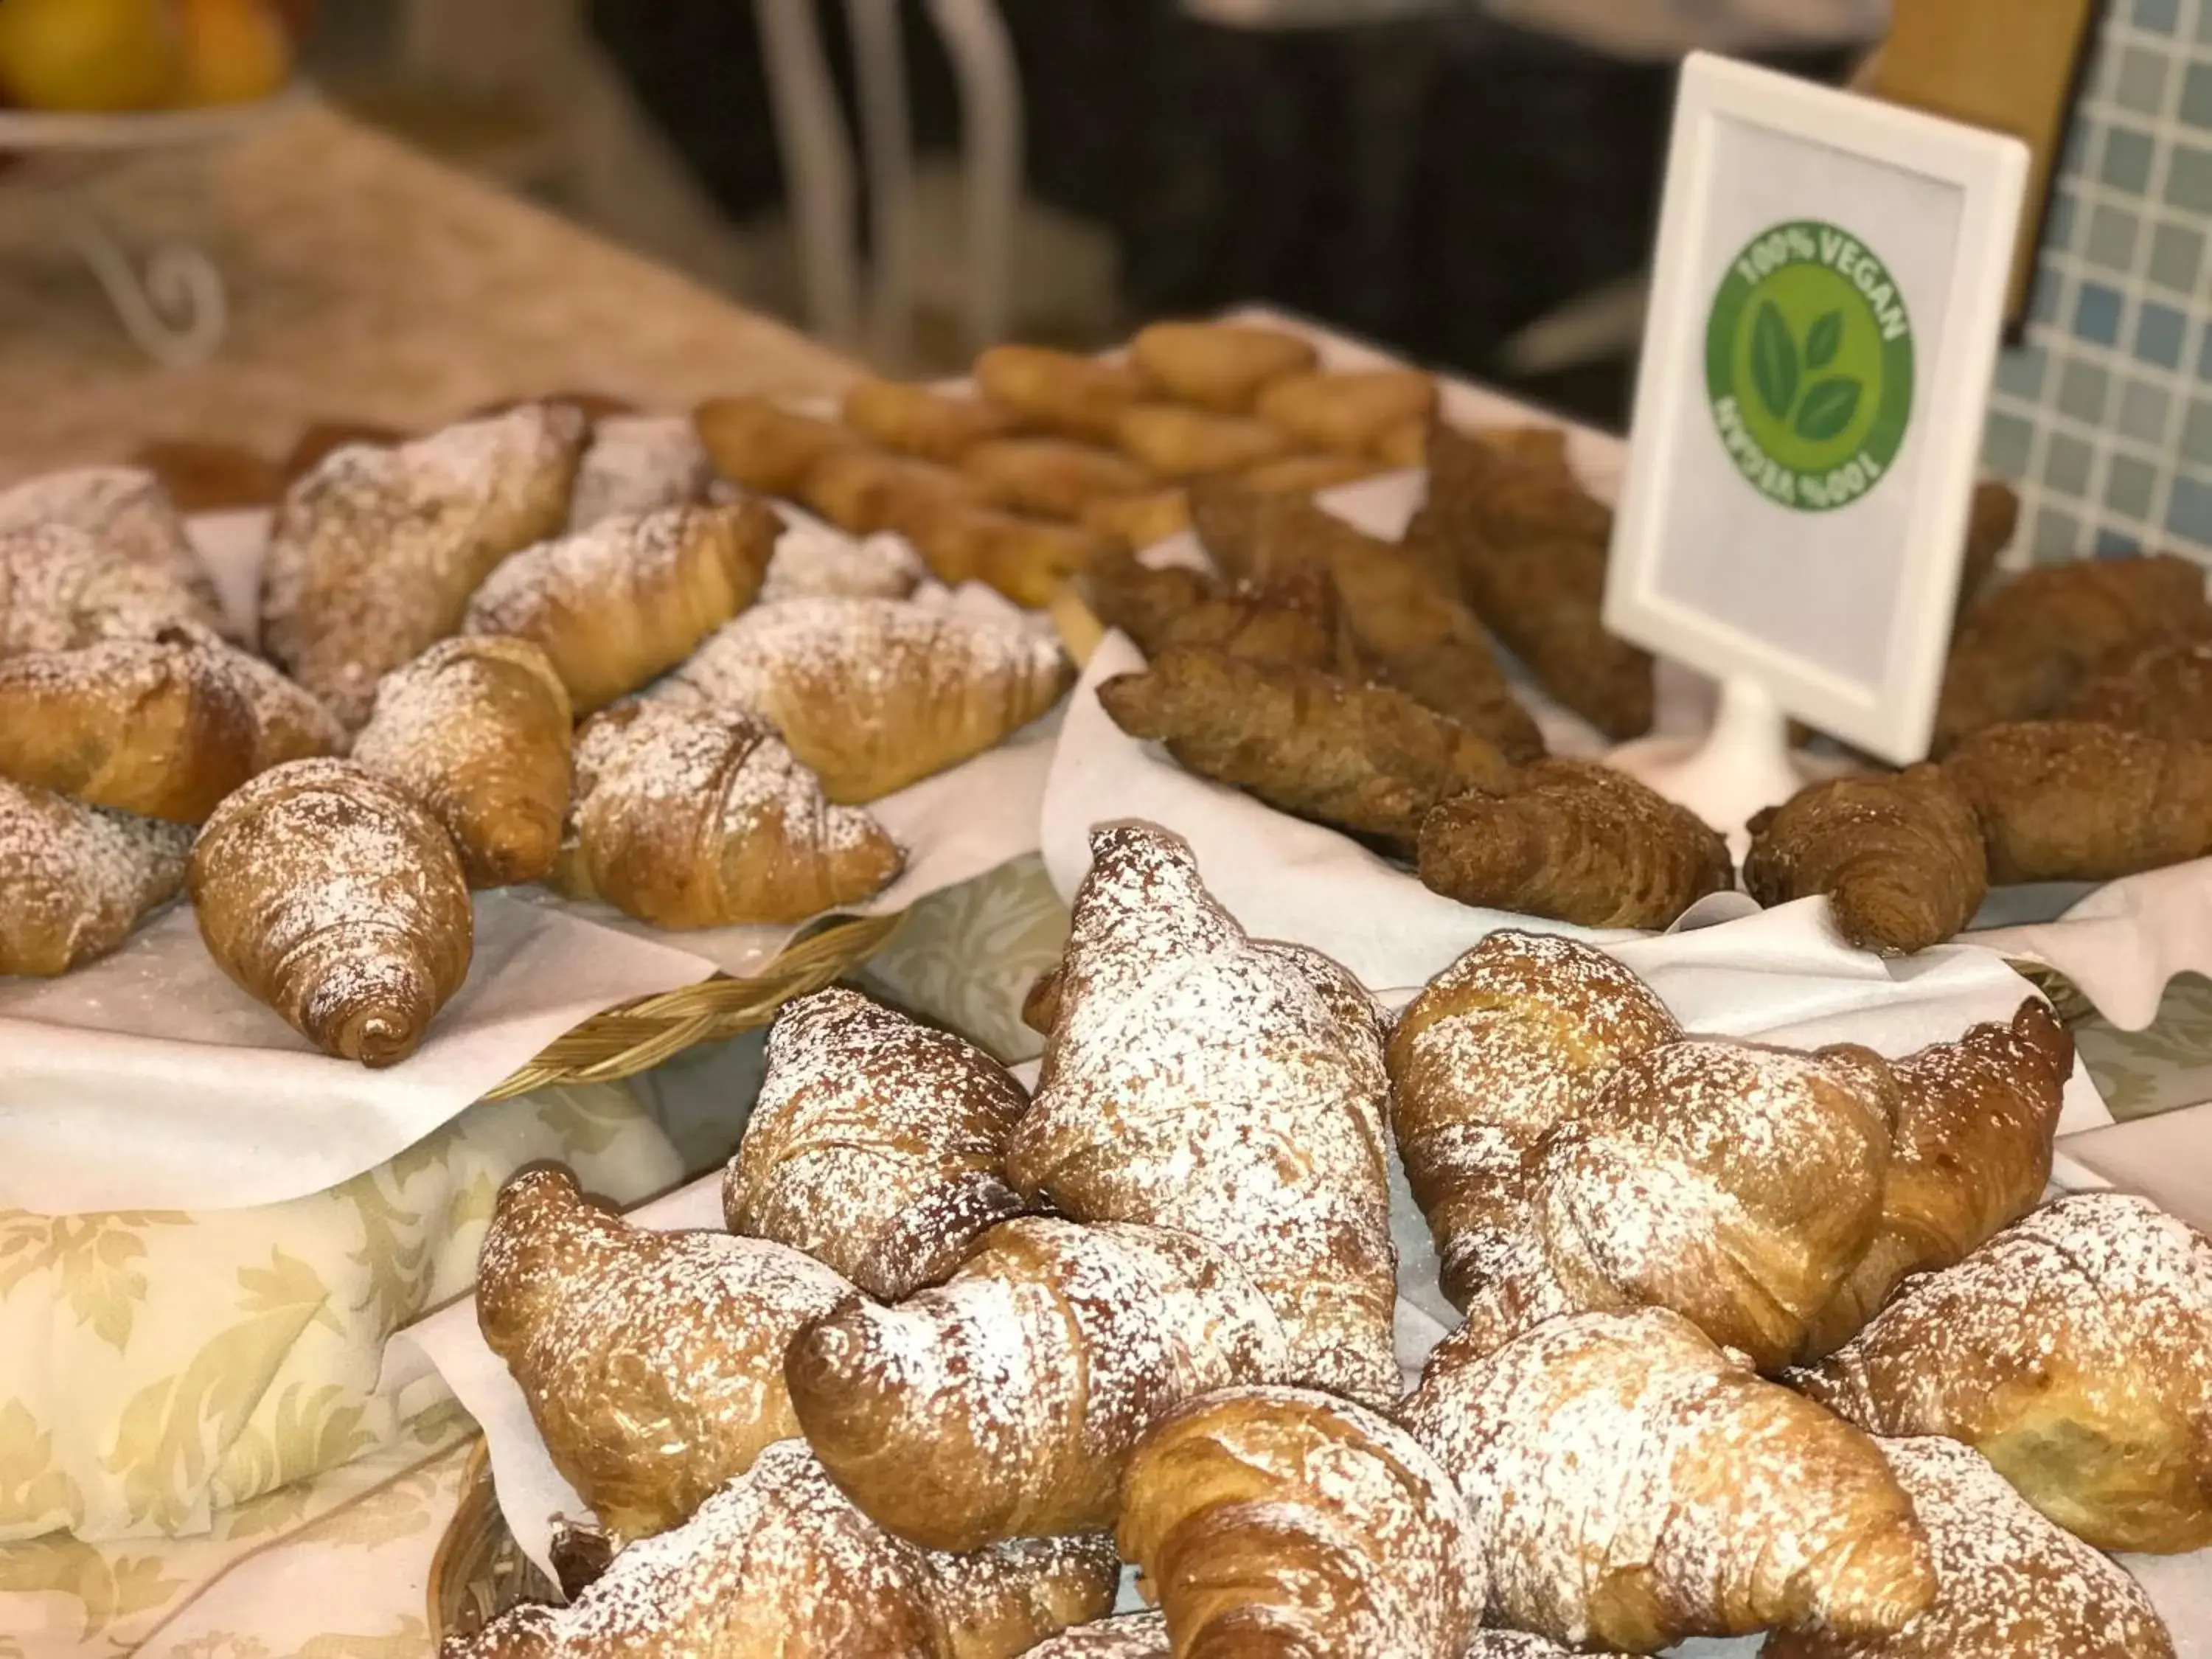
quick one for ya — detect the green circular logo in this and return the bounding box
[1704,219,1915,513]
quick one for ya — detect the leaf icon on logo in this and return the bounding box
[1751,302,1799,421]
[1795,378,1863,443]
[1806,310,1844,370]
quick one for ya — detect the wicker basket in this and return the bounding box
[429,1441,557,1642]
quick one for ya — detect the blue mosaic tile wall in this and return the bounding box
[1986,0,2212,560]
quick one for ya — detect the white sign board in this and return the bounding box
[1605,52,2028,765]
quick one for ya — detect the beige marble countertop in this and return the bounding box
[0,99,858,484]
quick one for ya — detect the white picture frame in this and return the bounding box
[1604,52,2029,764]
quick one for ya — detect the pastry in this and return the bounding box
[0,777,192,976]
[1079,487,1191,550]
[189,757,474,1066]
[1253,366,1439,454]
[959,437,1155,520]
[1426,422,1615,547]
[476,1165,852,1543]
[350,636,574,888]
[723,986,1030,1300]
[785,1217,1288,1550]
[1127,320,1318,411]
[1458,1035,1900,1370]
[843,379,1026,462]
[1798,1000,2070,1360]
[462,498,778,714]
[1935,554,2212,751]
[1761,1436,2176,1659]
[975,344,1149,443]
[1745,767,1989,954]
[1118,1386,1484,1659]
[1238,451,1388,495]
[661,595,1072,803]
[1387,931,1683,1308]
[556,701,902,928]
[260,403,587,728]
[1113,404,1295,479]
[1402,1307,1935,1652]
[1080,547,1340,672]
[445,1439,1119,1659]
[1942,720,2212,884]
[1954,480,2020,626]
[1015,1615,1169,1658]
[1373,417,1430,468]
[1790,1192,2212,1553]
[564,413,714,530]
[2063,636,2212,741]
[1466,1638,1635,1659]
[1418,759,1735,928]
[0,521,221,655]
[905,505,1114,608]
[0,464,220,619]
[1007,824,1401,1403]
[758,524,925,604]
[693,394,866,497]
[799,447,985,536]
[1099,647,1516,853]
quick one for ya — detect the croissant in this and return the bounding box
[1118,1385,1484,1659]
[662,596,1072,803]
[1007,824,1401,1404]
[787,1216,1289,1551]
[1238,451,1386,495]
[1467,1638,1635,1659]
[1403,1307,1935,1652]
[1081,548,1343,674]
[1,521,220,655]
[1953,479,2020,625]
[1016,1615,1169,1658]
[2064,636,2212,740]
[1797,999,2070,1360]
[800,446,987,538]
[1745,767,1988,954]
[1387,931,1683,1308]
[1098,646,1515,854]
[959,437,1155,520]
[905,506,1116,609]
[0,777,192,975]
[759,524,925,604]
[565,414,714,531]
[445,1440,1119,1659]
[975,345,1148,443]
[476,1165,853,1543]
[1760,1436,2177,1659]
[1419,759,1735,929]
[351,636,574,888]
[556,701,903,927]
[175,628,349,773]
[462,498,777,714]
[843,379,1026,462]
[1079,487,1192,551]
[261,403,587,728]
[694,394,868,497]
[1789,1192,2212,1553]
[1253,367,1438,454]
[0,463,223,614]
[188,757,474,1066]
[1114,405,1295,479]
[724,986,1031,1300]
[1127,321,1318,411]
[1942,720,2212,884]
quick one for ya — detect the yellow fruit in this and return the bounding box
[174,0,291,107]
[0,0,181,112]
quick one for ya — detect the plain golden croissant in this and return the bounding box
[565,412,714,531]
[974,344,1149,443]
[1006,823,1401,1405]
[1117,1385,1485,1659]
[1789,1192,2212,1553]
[842,378,1026,462]
[723,987,1030,1300]
[785,1215,1289,1551]
[1942,720,2212,885]
[351,636,574,888]
[1404,1307,1935,1652]
[1761,1436,2176,1659]
[476,1165,853,1543]
[1744,767,1989,955]
[1128,321,1319,412]
[0,521,220,655]
[0,464,223,621]
[445,1440,1119,1659]
[1461,1036,1900,1370]
[0,776,192,975]
[1386,931,1683,1308]
[556,700,902,927]
[661,595,1073,803]
[189,757,474,1066]
[462,498,779,714]
[1797,999,2070,1361]
[260,403,587,728]
[694,394,868,497]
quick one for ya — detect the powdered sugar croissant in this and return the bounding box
[189,757,473,1066]
[0,776,192,975]
[0,465,223,624]
[1,522,220,655]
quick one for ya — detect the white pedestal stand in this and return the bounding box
[1607,676,1808,860]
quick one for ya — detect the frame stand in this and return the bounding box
[1607,675,1805,859]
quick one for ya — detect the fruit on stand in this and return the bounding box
[0,0,296,114]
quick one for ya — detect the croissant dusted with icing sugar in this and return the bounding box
[1016,1615,1169,1658]
[1118,1385,1484,1659]
[1008,823,1401,1405]
[189,758,473,1066]
[351,636,574,888]
[0,465,223,622]
[556,701,903,928]
[476,1166,853,1544]
[1386,932,1683,1310]
[662,595,1073,803]
[1790,1192,2212,1554]
[261,403,587,728]
[1404,1307,1935,1652]
[462,498,779,714]
[786,1216,1288,1552]
[0,777,192,975]
[1,522,221,655]
[445,1440,1119,1659]
[724,987,1029,1300]
[565,413,714,531]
